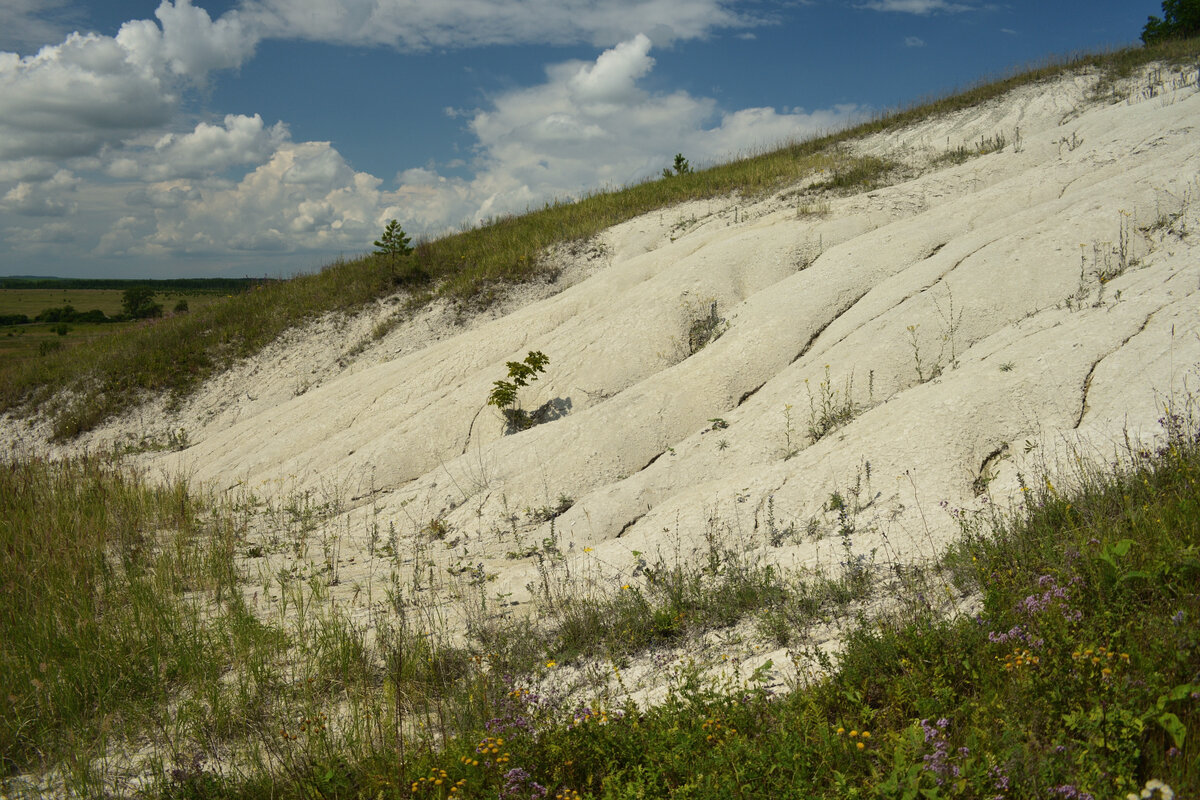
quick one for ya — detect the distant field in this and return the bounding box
[0,288,245,365]
[0,288,236,318]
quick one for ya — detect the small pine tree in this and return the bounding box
[662,153,693,178]
[373,219,412,275]
[1143,0,1200,45]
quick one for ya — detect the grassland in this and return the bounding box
[0,288,245,366]
[2,409,1197,798]
[1,38,1197,441]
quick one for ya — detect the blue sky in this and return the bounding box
[0,1,1164,278]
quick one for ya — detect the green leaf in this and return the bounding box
[1157,712,1186,749]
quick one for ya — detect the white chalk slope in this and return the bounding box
[143,63,1200,629]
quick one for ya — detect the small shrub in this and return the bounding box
[121,286,162,319]
[487,351,550,432]
[687,301,727,354]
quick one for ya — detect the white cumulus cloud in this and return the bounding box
[128,114,289,180]
[2,169,79,216]
[0,0,259,162]
[100,142,391,258]
[391,35,865,231]
[1,15,861,277]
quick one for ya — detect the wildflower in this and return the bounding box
[1127,778,1175,800]
[856,741,865,750]
[583,547,593,553]
[545,660,557,669]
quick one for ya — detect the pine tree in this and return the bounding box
[373,219,412,274]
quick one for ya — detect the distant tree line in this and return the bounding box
[0,277,273,291]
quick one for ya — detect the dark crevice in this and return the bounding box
[1074,310,1155,430]
[738,381,766,406]
[638,450,666,473]
[790,287,872,365]
[617,513,646,538]
[791,239,994,368]
[1075,358,1102,430]
[928,242,947,258]
[461,405,485,455]
[973,443,1010,495]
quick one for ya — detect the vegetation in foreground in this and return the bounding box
[2,409,1198,798]
[1,37,1197,440]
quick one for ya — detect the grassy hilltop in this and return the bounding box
[2,37,1200,800]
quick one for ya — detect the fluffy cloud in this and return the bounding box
[98,142,391,258]
[2,170,79,216]
[83,34,862,271]
[110,114,290,181]
[0,0,258,162]
[391,35,864,230]
[237,0,760,48]
[116,0,257,78]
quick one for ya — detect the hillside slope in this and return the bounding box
[20,63,1200,668]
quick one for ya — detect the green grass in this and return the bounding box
[0,289,237,368]
[3,417,1198,797]
[0,456,266,777]
[2,37,1197,440]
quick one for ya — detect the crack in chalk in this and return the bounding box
[973,443,1010,496]
[1074,310,1156,429]
[790,286,872,365]
[738,381,767,406]
[350,486,388,503]
[461,405,485,456]
[637,450,666,474]
[806,236,997,364]
[616,513,646,538]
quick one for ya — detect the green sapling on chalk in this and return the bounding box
[488,351,550,431]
